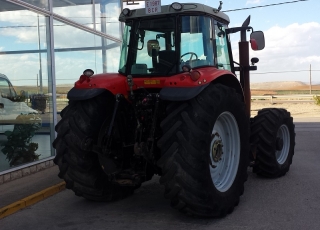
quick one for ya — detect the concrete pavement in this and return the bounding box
[1,117,319,220]
[0,165,64,219]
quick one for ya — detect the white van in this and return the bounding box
[0,73,40,132]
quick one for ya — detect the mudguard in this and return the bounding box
[67,87,107,100]
[159,84,209,101]
[159,73,244,101]
[67,73,127,100]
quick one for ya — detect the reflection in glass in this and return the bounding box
[2,114,42,167]
[54,19,121,99]
[0,6,52,172]
[22,0,49,10]
[0,11,47,52]
[98,0,121,38]
[53,0,121,38]
[0,0,124,172]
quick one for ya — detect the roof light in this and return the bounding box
[83,69,94,77]
[171,2,182,11]
[122,8,130,16]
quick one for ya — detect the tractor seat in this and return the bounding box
[158,50,176,74]
[131,64,148,74]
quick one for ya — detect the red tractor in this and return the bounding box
[53,2,295,217]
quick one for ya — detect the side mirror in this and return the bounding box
[250,31,265,51]
[147,40,160,57]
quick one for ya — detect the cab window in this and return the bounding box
[214,22,231,71]
[180,16,214,69]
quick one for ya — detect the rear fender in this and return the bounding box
[67,88,108,101]
[160,73,244,102]
[67,73,128,101]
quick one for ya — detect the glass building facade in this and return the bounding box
[0,0,125,174]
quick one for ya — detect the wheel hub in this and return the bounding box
[212,140,223,163]
[209,112,241,193]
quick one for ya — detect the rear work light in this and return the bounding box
[171,2,182,11]
[122,8,131,16]
[83,69,94,77]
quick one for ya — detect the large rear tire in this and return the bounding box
[157,83,250,217]
[250,108,295,177]
[53,92,134,201]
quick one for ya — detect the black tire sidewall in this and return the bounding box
[200,85,249,210]
[252,108,295,177]
[276,114,295,171]
[158,83,250,216]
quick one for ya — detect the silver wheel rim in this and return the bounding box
[276,124,290,164]
[209,112,240,192]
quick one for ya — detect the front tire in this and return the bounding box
[250,108,295,177]
[157,83,250,217]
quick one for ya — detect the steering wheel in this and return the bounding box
[181,52,198,62]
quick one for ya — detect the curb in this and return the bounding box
[0,182,66,219]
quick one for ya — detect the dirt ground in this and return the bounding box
[251,101,320,118]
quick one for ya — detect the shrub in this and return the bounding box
[1,114,41,167]
[313,95,320,106]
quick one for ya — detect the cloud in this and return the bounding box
[256,22,320,69]
[232,22,320,83]
[0,54,42,86]
[246,0,263,5]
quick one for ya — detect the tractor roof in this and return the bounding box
[119,2,230,24]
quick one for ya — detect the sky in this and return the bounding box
[0,0,319,85]
[125,0,320,84]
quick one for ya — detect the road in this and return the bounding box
[1,121,320,230]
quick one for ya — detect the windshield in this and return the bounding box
[0,77,16,98]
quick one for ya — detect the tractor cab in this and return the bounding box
[118,3,233,76]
